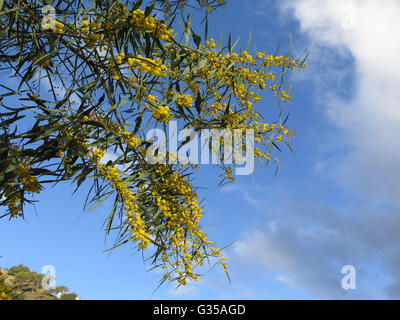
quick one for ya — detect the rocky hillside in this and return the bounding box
[0,265,80,300]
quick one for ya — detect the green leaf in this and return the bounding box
[106,98,130,113]
[204,14,208,43]
[18,66,37,91]
[32,50,56,68]
[183,13,191,44]
[88,194,109,213]
[194,90,202,114]
[192,28,201,48]
[271,140,281,152]
[285,140,295,154]
[105,195,119,243]
[0,7,18,15]
[145,2,154,16]
[246,29,252,51]
[195,58,208,71]
[231,36,240,52]
[133,114,143,134]
[132,0,144,11]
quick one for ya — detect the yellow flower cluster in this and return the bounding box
[204,38,217,48]
[180,44,298,115]
[52,20,64,34]
[145,94,172,123]
[162,38,302,165]
[220,165,235,183]
[72,5,173,50]
[3,146,41,218]
[152,106,172,123]
[87,148,150,250]
[176,94,193,108]
[56,114,150,250]
[0,271,11,300]
[115,52,125,65]
[141,165,228,284]
[279,88,291,102]
[250,121,294,158]
[127,9,174,40]
[58,10,299,176]
[56,112,227,279]
[111,53,168,83]
[128,55,168,78]
[0,290,11,300]
[63,17,105,49]
[81,113,142,149]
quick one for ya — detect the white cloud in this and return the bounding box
[231,193,400,299]
[220,183,270,212]
[281,0,400,204]
[230,0,400,299]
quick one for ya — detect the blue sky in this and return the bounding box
[2,0,400,299]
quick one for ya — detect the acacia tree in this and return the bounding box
[0,0,305,289]
[0,269,12,300]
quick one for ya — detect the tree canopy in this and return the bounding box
[0,0,306,289]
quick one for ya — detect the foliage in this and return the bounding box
[0,265,79,300]
[8,264,31,276]
[50,285,69,294]
[0,269,12,300]
[8,264,44,287]
[60,292,79,300]
[0,0,306,288]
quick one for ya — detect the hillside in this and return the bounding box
[0,265,80,300]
